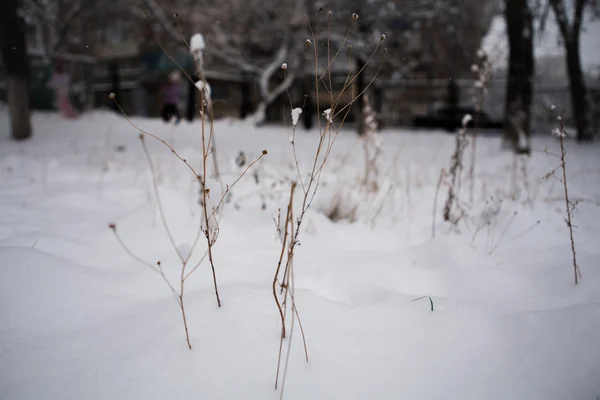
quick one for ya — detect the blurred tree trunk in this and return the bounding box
[0,0,33,141]
[239,78,253,119]
[504,0,534,154]
[550,0,592,141]
[564,38,591,140]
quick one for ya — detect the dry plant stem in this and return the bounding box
[488,211,517,255]
[307,54,384,196]
[274,182,295,339]
[283,34,384,285]
[504,221,541,245]
[469,98,484,203]
[307,18,323,151]
[202,197,221,309]
[139,136,184,262]
[276,22,382,392]
[279,229,296,400]
[275,191,294,390]
[520,156,533,207]
[286,286,309,362]
[470,221,486,246]
[139,137,196,348]
[282,92,307,193]
[558,124,581,284]
[113,99,202,188]
[444,128,467,222]
[207,153,267,221]
[326,14,334,108]
[510,155,518,200]
[318,24,353,82]
[199,97,222,308]
[543,196,600,207]
[111,99,205,188]
[185,152,262,269]
[191,49,224,307]
[178,290,192,349]
[111,227,192,349]
[331,54,385,120]
[468,133,478,203]
[432,168,446,238]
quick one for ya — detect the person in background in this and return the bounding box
[161,70,182,124]
[48,61,78,119]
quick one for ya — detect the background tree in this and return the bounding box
[150,0,308,125]
[548,0,598,141]
[504,0,534,153]
[332,0,496,134]
[1,0,33,141]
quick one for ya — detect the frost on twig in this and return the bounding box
[291,107,302,126]
[190,33,206,52]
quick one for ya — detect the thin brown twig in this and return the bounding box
[279,181,297,400]
[110,226,159,273]
[488,211,517,255]
[432,168,446,238]
[110,98,204,188]
[557,117,581,284]
[207,151,267,222]
[139,135,184,263]
[274,182,295,339]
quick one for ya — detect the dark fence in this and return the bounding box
[378,78,600,134]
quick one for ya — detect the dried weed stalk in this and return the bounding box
[108,32,265,347]
[273,10,385,398]
[553,115,581,283]
[443,115,471,224]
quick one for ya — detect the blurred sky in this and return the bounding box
[482,14,600,72]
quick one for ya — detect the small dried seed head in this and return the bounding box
[109,93,116,100]
[305,39,312,46]
[380,33,387,41]
[352,13,359,20]
[281,63,288,70]
[108,223,116,231]
[328,10,332,16]
[262,149,268,155]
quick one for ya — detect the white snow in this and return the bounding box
[195,80,212,97]
[1,107,600,399]
[190,33,205,53]
[462,113,473,127]
[291,107,302,126]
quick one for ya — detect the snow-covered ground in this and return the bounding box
[1,108,600,399]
